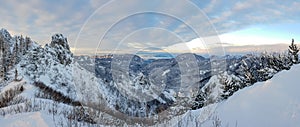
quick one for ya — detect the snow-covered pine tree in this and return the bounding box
[12,39,19,65]
[0,36,4,78]
[16,39,20,62]
[282,53,293,69]
[289,39,299,64]
[14,68,18,81]
[19,35,24,55]
[0,36,8,80]
[25,36,31,53]
[219,74,238,99]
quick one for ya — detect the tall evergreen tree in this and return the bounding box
[11,40,18,66]
[289,39,299,64]
[25,36,31,51]
[0,36,3,77]
[0,37,8,80]
[14,68,18,81]
[19,35,24,55]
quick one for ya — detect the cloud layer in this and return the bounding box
[0,0,299,55]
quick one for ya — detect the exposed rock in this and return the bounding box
[50,33,70,50]
[48,33,72,65]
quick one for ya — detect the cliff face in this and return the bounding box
[47,33,73,65]
[50,33,70,50]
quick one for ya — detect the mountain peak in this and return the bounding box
[0,28,12,40]
[50,33,70,50]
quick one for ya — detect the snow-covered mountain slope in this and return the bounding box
[0,29,108,126]
[153,63,300,127]
[201,64,300,127]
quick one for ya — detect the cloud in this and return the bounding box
[75,0,224,55]
[0,0,299,55]
[224,44,290,54]
[203,0,300,33]
[0,0,92,45]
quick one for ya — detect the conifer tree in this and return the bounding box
[0,36,3,77]
[15,40,19,63]
[14,68,18,81]
[289,39,299,64]
[19,35,24,55]
[25,36,31,53]
[1,37,8,80]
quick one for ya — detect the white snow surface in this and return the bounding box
[202,64,300,127]
[2,63,300,127]
[0,111,55,127]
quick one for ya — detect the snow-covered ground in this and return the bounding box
[1,63,300,127]
[202,64,300,127]
[0,111,54,127]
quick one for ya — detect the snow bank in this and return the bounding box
[203,64,300,127]
[0,111,54,127]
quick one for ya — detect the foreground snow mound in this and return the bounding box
[0,111,55,127]
[158,63,300,127]
[202,64,300,127]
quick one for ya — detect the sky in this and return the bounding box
[0,0,300,55]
